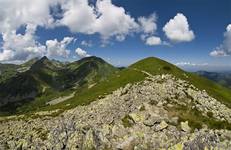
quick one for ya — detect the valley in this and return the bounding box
[196,71,231,89]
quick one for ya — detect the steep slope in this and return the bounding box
[196,71,231,89]
[0,58,38,83]
[0,73,39,113]
[0,63,19,73]
[0,56,118,113]
[18,57,40,72]
[29,56,66,90]
[49,57,231,111]
[0,63,19,83]
[130,57,231,108]
[65,56,118,87]
[29,56,117,90]
[0,57,64,112]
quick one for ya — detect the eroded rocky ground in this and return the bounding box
[1,74,231,150]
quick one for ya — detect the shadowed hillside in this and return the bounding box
[0,56,118,114]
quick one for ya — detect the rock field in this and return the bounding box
[0,74,231,150]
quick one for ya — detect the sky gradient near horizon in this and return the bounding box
[0,0,230,71]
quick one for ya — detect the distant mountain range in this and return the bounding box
[0,56,118,113]
[196,71,231,89]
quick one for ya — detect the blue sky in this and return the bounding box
[0,0,230,71]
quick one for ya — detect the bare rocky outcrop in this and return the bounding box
[0,74,231,149]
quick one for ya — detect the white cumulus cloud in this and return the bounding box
[46,37,74,58]
[0,0,62,62]
[0,0,57,33]
[0,24,46,62]
[94,0,139,41]
[58,0,139,42]
[145,36,161,46]
[138,13,157,34]
[210,50,228,57]
[138,13,162,46]
[0,0,181,63]
[210,24,231,57]
[163,13,195,43]
[0,23,74,62]
[58,0,96,34]
[75,48,91,58]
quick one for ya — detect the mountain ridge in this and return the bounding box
[1,56,231,115]
[1,56,231,149]
[0,56,118,113]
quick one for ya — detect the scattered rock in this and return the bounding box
[1,74,231,149]
[155,120,168,131]
[128,113,145,123]
[143,116,161,127]
[116,136,138,150]
[181,121,191,133]
[82,129,96,150]
[170,116,179,125]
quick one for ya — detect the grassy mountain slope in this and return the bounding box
[29,56,66,90]
[0,73,40,113]
[1,56,231,121]
[29,56,118,90]
[0,58,39,83]
[0,63,18,71]
[0,56,118,114]
[45,68,146,111]
[131,57,231,108]
[65,56,118,88]
[0,64,19,83]
[42,57,231,113]
[2,56,231,131]
[36,57,231,131]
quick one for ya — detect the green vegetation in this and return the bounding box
[1,55,231,132]
[0,58,39,83]
[130,57,231,108]
[168,104,231,131]
[34,127,49,141]
[207,111,214,118]
[0,64,19,83]
[122,115,135,128]
[16,88,74,113]
[187,73,231,108]
[0,56,118,114]
[42,68,146,111]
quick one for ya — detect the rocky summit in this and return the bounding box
[1,74,231,150]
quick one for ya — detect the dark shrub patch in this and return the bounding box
[163,66,171,71]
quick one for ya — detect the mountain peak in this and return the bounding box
[81,56,102,61]
[30,56,54,71]
[40,56,49,61]
[77,56,106,64]
[36,56,51,65]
